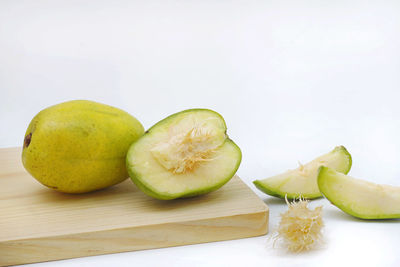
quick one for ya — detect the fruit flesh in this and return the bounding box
[126,109,242,200]
[253,146,352,199]
[318,167,400,219]
[22,100,144,193]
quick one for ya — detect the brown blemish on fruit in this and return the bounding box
[47,185,58,190]
[23,133,32,148]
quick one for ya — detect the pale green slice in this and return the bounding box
[126,109,242,200]
[318,167,400,219]
[253,146,352,199]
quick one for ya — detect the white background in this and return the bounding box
[1,0,400,266]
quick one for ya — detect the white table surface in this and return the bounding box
[1,1,400,266]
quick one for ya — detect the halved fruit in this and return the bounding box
[126,109,242,200]
[253,146,352,199]
[318,167,400,219]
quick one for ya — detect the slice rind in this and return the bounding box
[318,167,400,219]
[253,146,352,199]
[126,109,242,200]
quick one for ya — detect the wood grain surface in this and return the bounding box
[0,147,269,266]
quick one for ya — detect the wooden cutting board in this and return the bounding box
[0,147,269,266]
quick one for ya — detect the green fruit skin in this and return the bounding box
[147,108,227,132]
[318,166,400,219]
[336,145,353,175]
[22,100,144,193]
[126,108,242,200]
[253,146,352,200]
[253,180,322,200]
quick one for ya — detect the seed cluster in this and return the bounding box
[276,197,324,252]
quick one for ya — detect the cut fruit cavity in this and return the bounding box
[151,120,225,174]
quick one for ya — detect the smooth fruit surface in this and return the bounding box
[126,109,242,200]
[253,146,352,199]
[318,167,400,219]
[22,100,144,193]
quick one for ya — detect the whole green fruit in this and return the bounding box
[22,100,144,193]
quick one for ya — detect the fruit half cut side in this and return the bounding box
[318,167,400,219]
[126,109,242,200]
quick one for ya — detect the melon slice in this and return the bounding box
[126,109,242,200]
[253,146,352,199]
[318,167,400,219]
